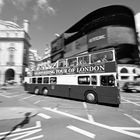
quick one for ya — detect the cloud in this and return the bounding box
[0,0,4,14]
[33,0,56,20]
[0,0,56,19]
[10,0,33,11]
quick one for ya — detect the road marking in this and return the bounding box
[38,113,51,119]
[22,135,43,140]
[122,98,140,106]
[43,107,140,139]
[121,101,140,104]
[0,93,11,98]
[19,95,35,100]
[34,100,44,104]
[0,121,44,140]
[124,114,140,125]
[112,127,140,131]
[83,102,87,109]
[9,94,25,98]
[67,125,95,138]
[129,94,140,98]
[122,97,140,100]
[83,102,94,122]
[0,121,41,136]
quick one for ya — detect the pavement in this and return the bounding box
[0,85,38,120]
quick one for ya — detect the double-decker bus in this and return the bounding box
[24,5,140,106]
[25,48,120,106]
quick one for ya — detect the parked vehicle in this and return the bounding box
[122,81,140,92]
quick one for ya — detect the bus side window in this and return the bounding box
[50,77,57,84]
[91,76,97,85]
[100,75,115,86]
[43,77,49,83]
[68,57,77,67]
[37,77,42,84]
[32,78,36,84]
[78,76,90,85]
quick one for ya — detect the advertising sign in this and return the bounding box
[51,35,64,55]
[87,28,107,51]
[64,35,87,58]
[34,63,105,76]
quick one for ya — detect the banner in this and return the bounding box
[87,28,107,51]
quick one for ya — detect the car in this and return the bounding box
[122,81,140,93]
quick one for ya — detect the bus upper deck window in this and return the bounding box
[58,59,67,67]
[91,76,97,85]
[68,57,77,67]
[78,55,89,65]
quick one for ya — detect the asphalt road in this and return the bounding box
[0,85,140,140]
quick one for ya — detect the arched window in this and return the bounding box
[120,68,128,73]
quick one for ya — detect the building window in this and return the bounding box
[120,68,128,73]
[7,46,16,66]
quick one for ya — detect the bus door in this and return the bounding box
[96,74,120,104]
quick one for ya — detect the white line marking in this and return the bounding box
[112,127,140,131]
[43,107,140,139]
[0,121,41,135]
[22,135,44,140]
[83,102,94,122]
[19,95,35,100]
[67,125,95,139]
[2,129,42,139]
[9,94,25,98]
[122,97,140,100]
[124,114,140,125]
[38,113,51,119]
[122,98,140,106]
[128,94,140,98]
[83,102,87,109]
[0,93,11,98]
[34,100,44,104]
[88,114,94,122]
[121,102,140,104]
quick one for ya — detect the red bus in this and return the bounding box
[24,48,120,106]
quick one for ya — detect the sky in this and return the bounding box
[1,0,140,56]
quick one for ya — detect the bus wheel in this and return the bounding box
[42,88,48,96]
[85,91,97,104]
[34,87,39,95]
